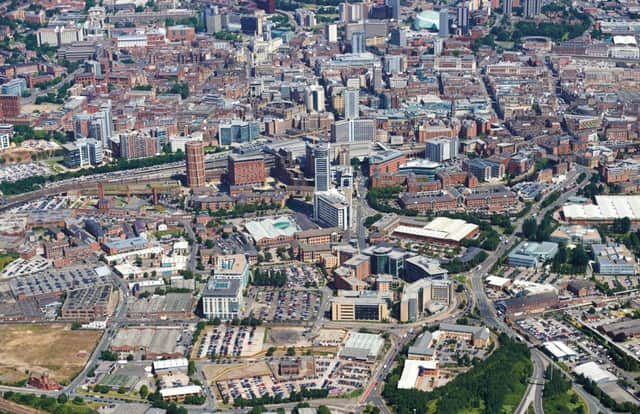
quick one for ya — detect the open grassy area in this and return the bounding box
[543,389,586,414]
[0,252,18,271]
[0,324,101,385]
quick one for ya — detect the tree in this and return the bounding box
[318,406,332,414]
[286,347,296,356]
[139,384,149,398]
[522,218,537,240]
[612,217,631,234]
[57,394,68,404]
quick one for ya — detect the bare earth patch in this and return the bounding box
[0,324,101,385]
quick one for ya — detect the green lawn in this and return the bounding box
[0,253,18,271]
[501,381,527,414]
[543,389,586,414]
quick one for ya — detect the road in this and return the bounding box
[467,166,603,414]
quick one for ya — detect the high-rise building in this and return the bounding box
[218,120,260,145]
[325,23,338,43]
[523,0,542,18]
[388,0,401,20]
[504,0,513,17]
[344,89,359,120]
[426,137,459,162]
[457,6,469,35]
[390,27,407,47]
[0,124,13,151]
[351,31,365,53]
[185,141,206,188]
[0,78,27,97]
[314,143,331,193]
[384,55,402,74]
[439,9,449,36]
[228,154,266,186]
[331,119,376,143]
[315,189,352,230]
[305,85,326,112]
[62,139,103,168]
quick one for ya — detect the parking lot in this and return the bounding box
[247,288,321,323]
[0,162,52,182]
[196,325,265,359]
[517,316,579,343]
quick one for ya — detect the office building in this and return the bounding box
[457,6,469,35]
[201,278,243,320]
[314,143,331,192]
[463,158,505,181]
[331,297,389,321]
[508,241,559,267]
[351,31,365,53]
[425,137,459,162]
[315,189,352,230]
[62,139,103,168]
[218,120,260,145]
[305,85,326,112]
[384,55,403,74]
[325,23,338,43]
[390,27,407,47]
[228,153,266,186]
[400,278,453,322]
[438,9,449,36]
[523,0,542,18]
[331,118,375,143]
[362,246,407,277]
[37,26,84,47]
[212,254,250,287]
[592,243,637,275]
[343,89,359,120]
[1,78,27,97]
[388,0,401,20]
[0,124,13,150]
[185,141,206,188]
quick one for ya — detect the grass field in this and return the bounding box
[543,389,586,414]
[0,253,18,271]
[0,324,101,385]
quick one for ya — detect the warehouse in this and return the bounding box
[111,327,184,359]
[391,217,479,246]
[152,358,189,375]
[127,293,193,320]
[342,331,384,361]
[573,362,617,384]
[600,319,640,341]
[563,195,640,224]
[543,341,578,361]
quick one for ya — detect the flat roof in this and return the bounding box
[392,217,479,243]
[574,362,617,384]
[397,359,439,390]
[343,331,384,360]
[245,216,299,242]
[543,341,577,359]
[563,195,640,221]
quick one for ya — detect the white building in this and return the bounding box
[315,189,352,230]
[0,124,13,151]
[201,278,243,320]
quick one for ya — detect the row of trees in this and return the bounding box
[253,268,287,287]
[382,334,532,414]
[2,392,93,414]
[233,387,329,407]
[0,152,185,195]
